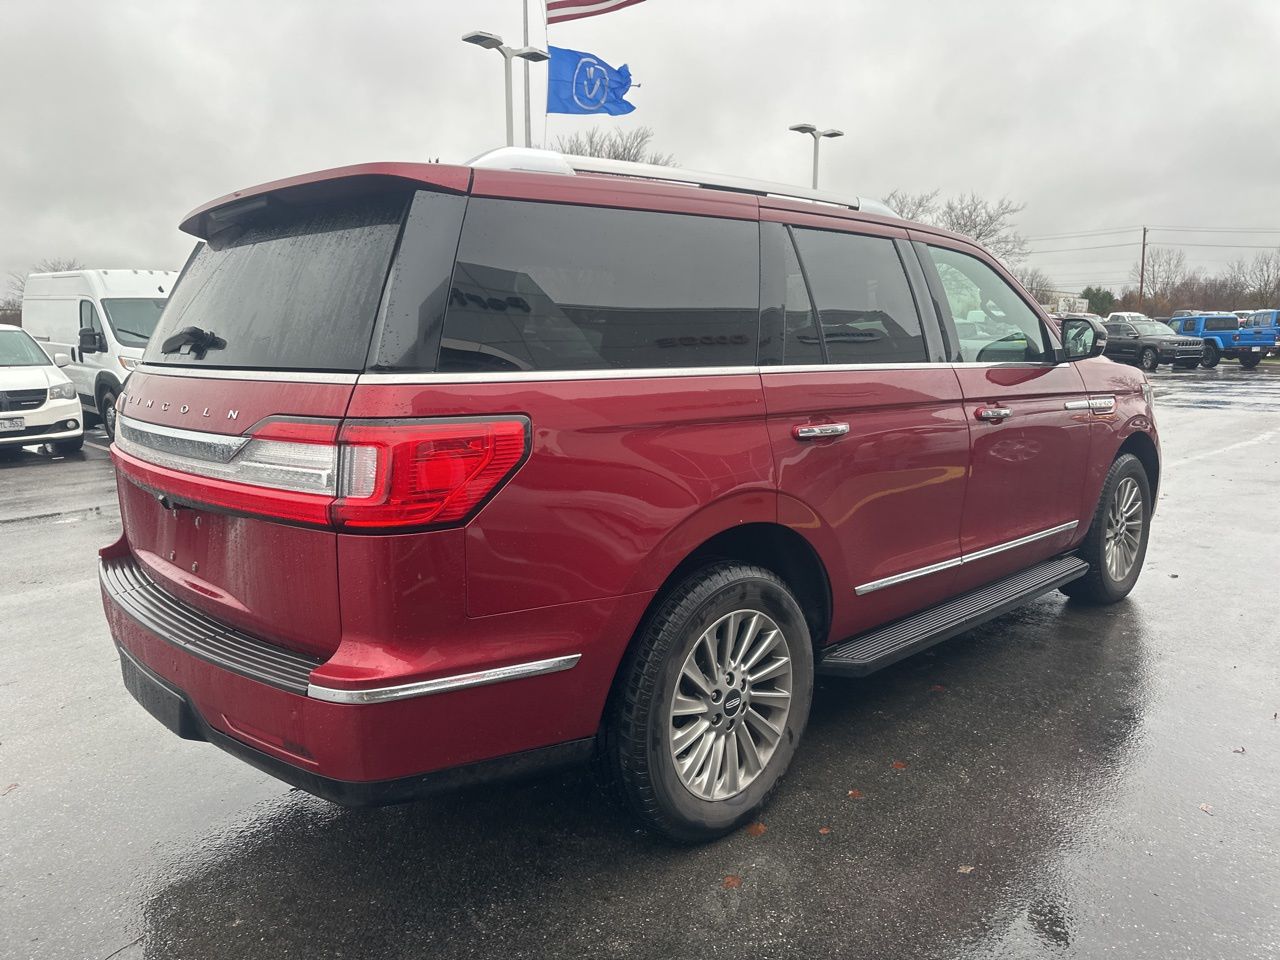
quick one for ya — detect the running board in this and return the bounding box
[818,555,1090,677]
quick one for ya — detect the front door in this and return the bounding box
[760,218,970,641]
[914,238,1092,590]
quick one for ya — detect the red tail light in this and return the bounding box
[112,415,529,531]
[333,419,529,529]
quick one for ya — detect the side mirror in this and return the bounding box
[78,327,101,353]
[1061,317,1108,361]
[53,352,71,368]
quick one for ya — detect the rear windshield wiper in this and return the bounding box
[160,326,226,359]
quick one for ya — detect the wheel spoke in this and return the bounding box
[750,688,791,709]
[723,729,741,796]
[680,726,715,779]
[745,706,782,746]
[681,658,715,697]
[672,718,710,756]
[671,693,707,717]
[749,655,789,685]
[739,626,780,674]
[735,721,762,776]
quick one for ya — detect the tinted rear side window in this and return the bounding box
[1204,317,1238,331]
[437,199,759,373]
[790,228,926,364]
[145,192,409,371]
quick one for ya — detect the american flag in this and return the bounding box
[546,0,647,26]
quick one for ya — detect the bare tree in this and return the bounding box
[5,257,85,307]
[1131,247,1187,303]
[552,126,675,166]
[883,189,939,222]
[885,189,1029,264]
[935,193,1029,264]
[1012,266,1057,304]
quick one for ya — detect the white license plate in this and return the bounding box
[0,418,23,432]
[1252,346,1262,352]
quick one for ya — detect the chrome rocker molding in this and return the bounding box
[306,655,583,705]
[855,521,1080,596]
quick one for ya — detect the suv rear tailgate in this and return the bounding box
[113,371,354,660]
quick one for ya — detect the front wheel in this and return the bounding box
[606,563,813,843]
[51,436,84,455]
[1061,453,1152,605]
[1139,347,1159,372]
[1201,342,1220,368]
[1239,353,1262,370]
[98,389,119,440]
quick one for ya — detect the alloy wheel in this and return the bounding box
[1103,477,1143,581]
[668,609,793,802]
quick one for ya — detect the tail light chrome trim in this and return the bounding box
[307,654,583,704]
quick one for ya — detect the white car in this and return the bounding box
[0,323,84,454]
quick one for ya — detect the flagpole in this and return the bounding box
[522,0,531,147]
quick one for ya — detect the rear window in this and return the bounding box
[434,199,759,373]
[1204,317,1238,331]
[144,192,409,371]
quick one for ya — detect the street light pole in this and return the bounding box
[788,123,844,189]
[522,0,532,147]
[462,31,550,148]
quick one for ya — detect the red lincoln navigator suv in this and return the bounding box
[100,148,1159,841]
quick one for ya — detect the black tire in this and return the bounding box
[1239,353,1262,370]
[1061,453,1152,605]
[98,388,119,440]
[1139,347,1159,372]
[51,436,84,454]
[606,562,814,843]
[1200,342,1220,368]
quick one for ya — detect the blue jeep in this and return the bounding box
[1243,310,1280,355]
[1167,313,1277,369]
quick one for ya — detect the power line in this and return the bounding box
[1025,241,1142,254]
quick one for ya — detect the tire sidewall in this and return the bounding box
[1093,456,1152,601]
[644,572,813,838]
[1140,348,1158,372]
[99,389,118,439]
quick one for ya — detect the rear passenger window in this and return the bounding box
[439,200,759,372]
[779,231,823,364]
[926,246,1051,363]
[791,228,926,364]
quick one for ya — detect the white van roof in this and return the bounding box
[23,269,178,301]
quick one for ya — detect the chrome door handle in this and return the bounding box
[975,406,1013,423]
[794,422,850,440]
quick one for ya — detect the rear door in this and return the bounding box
[759,214,970,641]
[914,236,1091,589]
[111,186,417,660]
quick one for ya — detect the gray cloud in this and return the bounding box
[3,0,1278,291]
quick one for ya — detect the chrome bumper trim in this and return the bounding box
[306,654,583,705]
[855,521,1080,596]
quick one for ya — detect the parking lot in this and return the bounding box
[2,366,1278,960]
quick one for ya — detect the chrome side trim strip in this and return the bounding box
[358,366,760,384]
[136,364,359,384]
[1063,400,1091,410]
[115,413,249,465]
[854,521,1080,595]
[306,654,582,704]
[960,521,1079,565]
[854,557,963,596]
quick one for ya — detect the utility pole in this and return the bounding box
[1137,226,1148,309]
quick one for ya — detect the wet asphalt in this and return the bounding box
[2,366,1278,960]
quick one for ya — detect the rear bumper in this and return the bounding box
[115,642,593,804]
[100,552,626,789]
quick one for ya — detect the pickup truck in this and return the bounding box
[1167,313,1277,368]
[1243,311,1280,356]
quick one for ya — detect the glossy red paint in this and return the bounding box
[100,159,1161,796]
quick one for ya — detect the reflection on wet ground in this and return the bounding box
[3,367,1279,959]
[1152,361,1280,411]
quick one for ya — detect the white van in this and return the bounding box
[22,269,177,438]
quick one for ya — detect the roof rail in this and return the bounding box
[467,147,898,218]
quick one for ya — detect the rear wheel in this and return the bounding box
[1061,453,1151,605]
[1239,353,1262,370]
[606,563,813,843]
[1200,342,1220,368]
[1139,347,1159,372]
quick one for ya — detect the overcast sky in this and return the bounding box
[4,0,1280,294]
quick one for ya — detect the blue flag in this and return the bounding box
[547,46,635,116]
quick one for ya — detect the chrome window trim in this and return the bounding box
[135,364,359,384]
[854,521,1080,596]
[307,654,582,704]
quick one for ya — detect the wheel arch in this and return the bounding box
[93,372,122,409]
[1117,430,1160,502]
